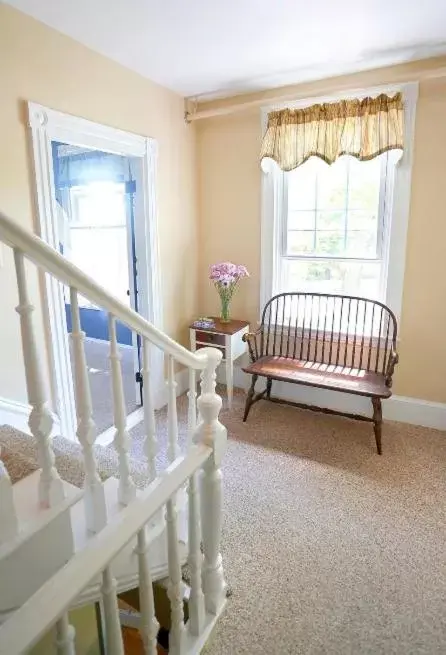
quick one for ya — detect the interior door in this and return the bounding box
[124,177,143,404]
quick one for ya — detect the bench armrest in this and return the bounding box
[385,348,399,387]
[243,328,263,362]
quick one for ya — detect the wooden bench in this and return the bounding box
[242,292,399,454]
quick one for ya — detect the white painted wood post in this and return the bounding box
[136,527,159,655]
[187,368,197,449]
[193,347,227,615]
[0,450,18,544]
[142,338,157,483]
[101,565,125,655]
[166,498,185,655]
[14,249,65,508]
[55,613,76,655]
[167,355,180,463]
[109,314,136,506]
[187,471,205,636]
[70,288,107,533]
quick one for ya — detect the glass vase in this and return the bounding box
[220,296,231,323]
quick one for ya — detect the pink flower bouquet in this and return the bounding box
[210,262,249,322]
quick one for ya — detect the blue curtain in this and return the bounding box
[52,141,128,202]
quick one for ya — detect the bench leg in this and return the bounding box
[372,398,383,455]
[266,377,273,400]
[243,374,258,422]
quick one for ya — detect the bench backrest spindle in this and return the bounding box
[260,292,397,379]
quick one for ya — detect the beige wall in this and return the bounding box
[0,5,199,404]
[197,76,446,404]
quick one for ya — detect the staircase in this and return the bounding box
[0,211,228,654]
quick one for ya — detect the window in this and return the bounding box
[261,84,418,329]
[280,153,398,301]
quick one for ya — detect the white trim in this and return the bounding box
[260,83,418,326]
[0,397,61,435]
[0,397,31,433]
[228,366,446,431]
[384,82,418,323]
[27,102,164,438]
[261,81,415,116]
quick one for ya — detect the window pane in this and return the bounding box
[346,230,377,258]
[348,157,381,211]
[287,163,317,210]
[317,210,345,231]
[280,258,381,299]
[69,226,129,305]
[317,158,348,210]
[287,231,315,255]
[71,182,126,227]
[347,209,378,231]
[288,210,316,230]
[315,231,344,256]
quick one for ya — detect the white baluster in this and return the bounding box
[101,566,125,655]
[187,471,205,636]
[70,288,107,533]
[167,355,180,463]
[55,613,76,655]
[166,498,185,655]
[193,347,227,615]
[136,527,159,654]
[0,449,18,543]
[14,249,65,508]
[187,368,197,449]
[109,314,136,506]
[142,339,157,483]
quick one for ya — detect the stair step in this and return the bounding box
[0,472,83,614]
[0,471,82,560]
[67,479,189,608]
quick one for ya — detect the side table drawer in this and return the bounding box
[195,331,226,346]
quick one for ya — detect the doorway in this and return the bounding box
[52,142,141,432]
[28,102,164,442]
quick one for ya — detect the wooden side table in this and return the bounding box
[189,317,249,408]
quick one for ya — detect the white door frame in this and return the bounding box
[27,102,164,440]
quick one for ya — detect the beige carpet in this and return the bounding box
[201,391,446,655]
[129,389,446,653]
[3,389,446,653]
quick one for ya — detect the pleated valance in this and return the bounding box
[260,93,404,171]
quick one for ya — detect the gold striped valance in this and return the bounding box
[260,93,404,171]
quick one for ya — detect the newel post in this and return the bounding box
[193,347,227,615]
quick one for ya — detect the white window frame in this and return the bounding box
[260,82,418,330]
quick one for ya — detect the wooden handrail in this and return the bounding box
[0,211,207,371]
[0,445,212,655]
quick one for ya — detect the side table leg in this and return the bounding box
[225,357,233,409]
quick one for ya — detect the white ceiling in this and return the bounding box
[5,0,446,99]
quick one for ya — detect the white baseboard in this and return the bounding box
[0,396,61,438]
[3,366,444,440]
[0,397,32,434]
[0,397,62,435]
[226,366,446,431]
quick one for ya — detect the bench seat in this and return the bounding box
[243,356,391,399]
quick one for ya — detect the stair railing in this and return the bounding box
[0,381,227,654]
[0,210,228,653]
